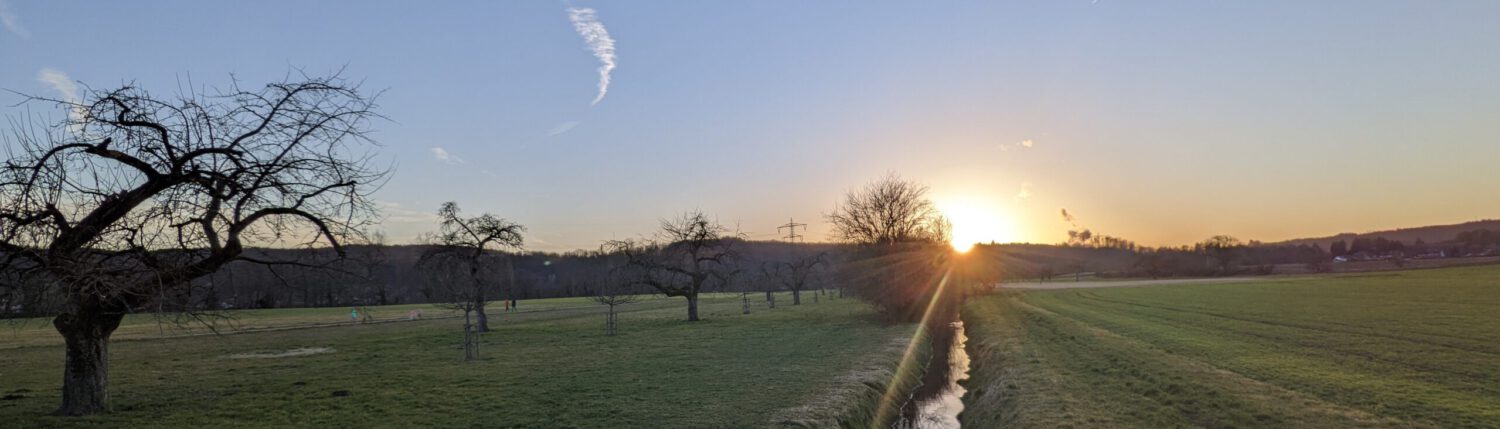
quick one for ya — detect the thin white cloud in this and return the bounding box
[1015,181,1033,202]
[567,7,616,105]
[38,68,88,129]
[373,200,440,244]
[547,121,581,137]
[430,147,463,164]
[37,68,77,102]
[1000,139,1036,151]
[375,201,439,224]
[0,0,29,39]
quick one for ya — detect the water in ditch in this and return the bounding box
[896,320,971,428]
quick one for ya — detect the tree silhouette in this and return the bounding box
[606,210,739,322]
[427,202,524,332]
[0,74,384,415]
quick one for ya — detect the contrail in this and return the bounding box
[567,7,616,105]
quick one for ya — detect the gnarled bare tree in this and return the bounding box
[429,201,524,332]
[826,173,951,246]
[606,211,739,322]
[0,73,384,415]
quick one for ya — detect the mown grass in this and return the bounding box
[1,296,631,350]
[961,264,1500,428]
[0,292,913,428]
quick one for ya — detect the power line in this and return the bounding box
[777,218,807,243]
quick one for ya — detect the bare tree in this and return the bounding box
[1200,235,1243,275]
[825,174,954,321]
[606,211,740,322]
[762,252,826,305]
[0,74,383,415]
[590,269,640,336]
[416,249,503,361]
[430,202,524,332]
[825,173,951,246]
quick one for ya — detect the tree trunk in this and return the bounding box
[792,289,802,305]
[605,306,616,335]
[463,310,478,361]
[686,294,700,321]
[765,290,773,302]
[53,310,125,416]
[742,293,750,315]
[475,299,490,332]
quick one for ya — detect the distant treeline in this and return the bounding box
[9,229,1498,315]
[988,228,1500,281]
[165,241,850,311]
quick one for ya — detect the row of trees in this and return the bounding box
[1328,229,1500,259]
[0,70,990,417]
[0,74,879,415]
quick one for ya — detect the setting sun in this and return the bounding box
[939,198,1018,252]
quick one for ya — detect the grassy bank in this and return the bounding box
[1,293,910,428]
[960,265,1500,428]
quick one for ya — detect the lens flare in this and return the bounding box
[874,266,955,424]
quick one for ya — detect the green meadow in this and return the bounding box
[961,265,1500,428]
[0,293,914,428]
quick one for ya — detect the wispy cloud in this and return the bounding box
[547,121,581,137]
[567,7,617,105]
[1015,181,1033,202]
[430,147,463,164]
[375,201,439,224]
[999,139,1036,152]
[37,68,77,101]
[38,68,88,129]
[0,0,29,39]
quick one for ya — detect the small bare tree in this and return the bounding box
[606,211,740,322]
[762,252,826,306]
[431,202,524,332]
[0,74,383,415]
[590,270,640,336]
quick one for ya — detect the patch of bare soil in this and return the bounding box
[228,347,334,359]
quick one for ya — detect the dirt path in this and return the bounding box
[999,277,1269,290]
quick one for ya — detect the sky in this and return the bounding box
[2,1,1497,251]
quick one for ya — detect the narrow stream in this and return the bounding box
[896,320,971,428]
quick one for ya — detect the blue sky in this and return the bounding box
[3,1,1498,251]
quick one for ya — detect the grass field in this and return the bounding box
[961,264,1500,428]
[0,298,609,350]
[0,292,914,428]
